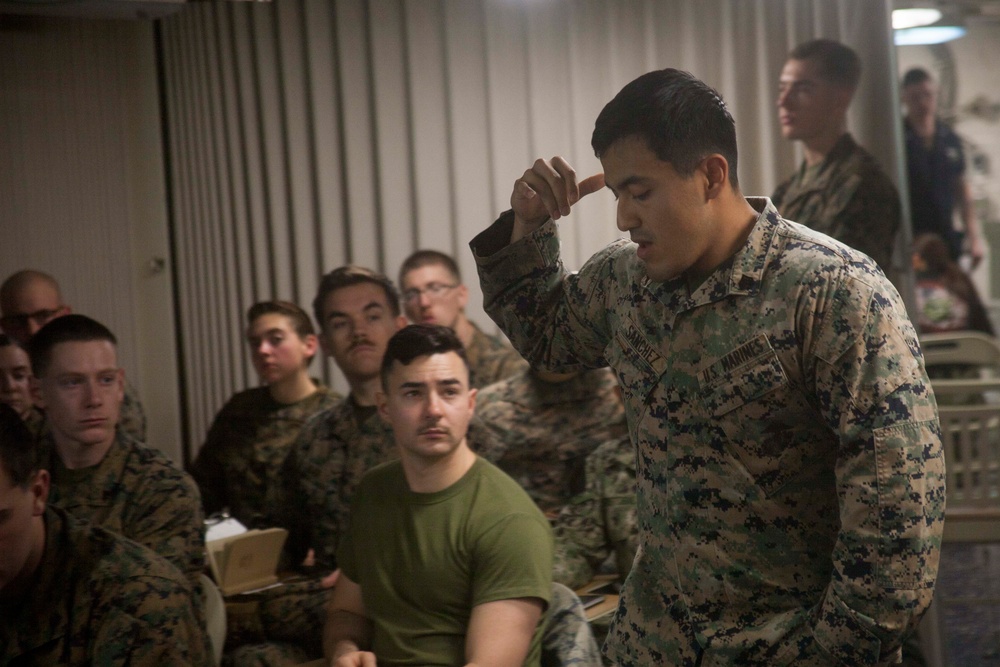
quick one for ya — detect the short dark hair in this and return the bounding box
[26,314,117,379]
[380,324,469,390]
[0,403,42,488]
[789,39,862,89]
[247,300,316,339]
[902,67,932,89]
[592,68,739,188]
[312,266,401,330]
[398,250,462,288]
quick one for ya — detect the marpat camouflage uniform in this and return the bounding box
[474,367,626,512]
[46,429,207,593]
[0,506,211,666]
[552,434,637,590]
[772,133,901,275]
[281,396,396,570]
[472,199,944,665]
[189,384,340,528]
[466,320,529,388]
[542,583,602,667]
[119,378,147,442]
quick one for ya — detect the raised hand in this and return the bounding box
[510,157,605,243]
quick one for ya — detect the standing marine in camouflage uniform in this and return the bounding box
[398,249,527,388]
[473,366,626,513]
[552,434,638,590]
[472,69,943,665]
[26,315,207,598]
[0,405,211,666]
[189,300,340,529]
[771,39,901,276]
[0,269,147,442]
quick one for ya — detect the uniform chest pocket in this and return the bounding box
[701,347,813,496]
[607,331,664,436]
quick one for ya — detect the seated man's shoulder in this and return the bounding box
[120,434,199,491]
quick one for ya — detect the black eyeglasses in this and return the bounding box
[0,308,63,332]
[402,283,458,303]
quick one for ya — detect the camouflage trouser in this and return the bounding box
[222,578,331,666]
[542,583,602,667]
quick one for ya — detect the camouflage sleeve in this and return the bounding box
[130,467,207,591]
[92,574,213,666]
[824,173,901,273]
[551,438,637,590]
[119,380,147,443]
[471,213,621,371]
[279,423,314,566]
[187,408,231,515]
[768,270,944,664]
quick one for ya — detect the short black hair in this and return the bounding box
[26,314,117,379]
[380,324,469,390]
[789,39,862,89]
[312,266,401,330]
[0,403,41,488]
[592,68,739,188]
[398,250,462,288]
[902,67,932,89]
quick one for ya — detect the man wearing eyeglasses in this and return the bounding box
[399,250,527,389]
[0,269,146,442]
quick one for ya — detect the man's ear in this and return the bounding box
[30,469,50,515]
[456,284,469,310]
[702,154,729,199]
[302,334,320,360]
[376,390,389,420]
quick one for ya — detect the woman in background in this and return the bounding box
[913,232,995,336]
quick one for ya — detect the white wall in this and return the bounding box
[0,15,183,463]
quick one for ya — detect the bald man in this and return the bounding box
[0,270,146,441]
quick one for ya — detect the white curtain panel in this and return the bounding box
[160,0,898,458]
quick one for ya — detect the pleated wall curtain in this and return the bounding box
[159,0,898,458]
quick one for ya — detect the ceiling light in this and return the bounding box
[894,25,967,45]
[892,8,943,29]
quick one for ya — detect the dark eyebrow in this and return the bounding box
[607,175,649,195]
[326,301,385,322]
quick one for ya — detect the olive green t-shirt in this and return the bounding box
[339,456,553,666]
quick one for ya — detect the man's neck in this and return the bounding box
[269,371,317,405]
[801,127,847,167]
[54,434,115,470]
[402,442,477,494]
[908,114,935,139]
[348,375,381,407]
[452,315,475,349]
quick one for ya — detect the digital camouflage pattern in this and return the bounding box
[474,367,626,512]
[472,198,944,666]
[222,577,330,666]
[542,583,602,667]
[771,133,901,276]
[552,434,638,590]
[281,396,396,570]
[46,429,207,593]
[465,320,529,388]
[119,378,147,442]
[0,506,211,666]
[189,384,340,528]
